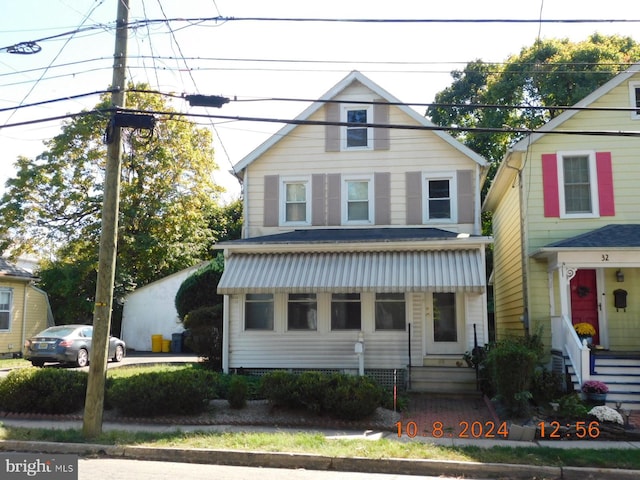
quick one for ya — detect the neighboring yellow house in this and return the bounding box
[0,257,54,357]
[483,63,640,407]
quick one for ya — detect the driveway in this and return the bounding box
[0,351,200,377]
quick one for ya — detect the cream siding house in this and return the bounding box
[217,71,492,392]
[0,258,53,357]
[483,63,640,407]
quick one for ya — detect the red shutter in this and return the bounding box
[541,153,560,217]
[596,151,615,216]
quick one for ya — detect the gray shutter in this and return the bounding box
[406,171,422,225]
[263,175,279,227]
[457,170,474,224]
[373,102,390,150]
[374,172,391,225]
[312,174,326,226]
[325,103,340,152]
[327,173,341,226]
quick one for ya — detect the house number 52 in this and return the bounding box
[601,254,609,261]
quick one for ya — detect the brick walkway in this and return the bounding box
[400,393,499,438]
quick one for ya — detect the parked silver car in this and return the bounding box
[24,324,126,367]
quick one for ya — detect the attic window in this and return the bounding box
[342,106,372,150]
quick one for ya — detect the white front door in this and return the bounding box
[424,292,466,355]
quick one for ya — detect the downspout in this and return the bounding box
[222,249,230,373]
[21,283,28,355]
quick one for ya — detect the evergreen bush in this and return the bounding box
[0,368,87,414]
[227,375,248,409]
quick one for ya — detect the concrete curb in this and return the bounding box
[3,439,637,479]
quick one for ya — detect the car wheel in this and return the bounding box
[31,360,45,367]
[112,345,124,362]
[76,348,89,367]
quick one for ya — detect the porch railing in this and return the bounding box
[551,315,590,386]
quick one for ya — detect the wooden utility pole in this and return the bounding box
[83,0,129,438]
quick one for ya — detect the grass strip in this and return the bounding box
[1,426,638,470]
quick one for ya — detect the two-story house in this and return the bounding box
[216,71,491,392]
[483,63,640,407]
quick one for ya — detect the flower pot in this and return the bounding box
[579,335,593,345]
[583,392,607,405]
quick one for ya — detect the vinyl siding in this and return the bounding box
[244,82,479,237]
[490,179,525,338]
[0,282,49,355]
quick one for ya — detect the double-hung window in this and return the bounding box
[375,293,406,330]
[558,151,598,218]
[0,288,12,331]
[287,293,317,330]
[280,177,310,225]
[245,294,274,330]
[342,106,372,150]
[423,172,456,223]
[343,175,373,224]
[331,293,361,330]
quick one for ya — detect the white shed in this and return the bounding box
[121,262,206,351]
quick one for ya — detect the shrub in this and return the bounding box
[260,370,298,408]
[557,393,589,419]
[175,255,224,320]
[107,368,211,417]
[323,374,382,420]
[487,337,538,417]
[0,368,87,414]
[531,368,565,405]
[260,370,383,420]
[183,305,223,369]
[227,376,248,409]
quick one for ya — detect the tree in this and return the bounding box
[428,34,640,170]
[0,85,230,329]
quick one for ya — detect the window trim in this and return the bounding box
[341,105,373,151]
[243,293,275,331]
[0,288,12,331]
[422,171,457,223]
[557,150,599,219]
[341,175,374,225]
[279,176,311,226]
[628,81,640,119]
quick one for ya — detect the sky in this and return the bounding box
[2,0,640,201]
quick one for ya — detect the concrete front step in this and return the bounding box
[408,366,478,394]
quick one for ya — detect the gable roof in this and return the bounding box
[509,62,640,153]
[484,62,640,212]
[0,257,36,281]
[232,70,488,174]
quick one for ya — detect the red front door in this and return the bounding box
[570,269,599,344]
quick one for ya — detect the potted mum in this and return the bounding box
[574,322,596,344]
[582,380,608,404]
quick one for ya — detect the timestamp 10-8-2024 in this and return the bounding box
[396,420,601,439]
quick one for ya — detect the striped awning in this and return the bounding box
[217,250,485,294]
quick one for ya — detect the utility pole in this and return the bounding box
[83,0,129,439]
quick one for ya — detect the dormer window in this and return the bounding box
[342,106,372,150]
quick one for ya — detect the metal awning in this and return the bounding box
[217,250,485,294]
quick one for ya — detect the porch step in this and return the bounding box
[408,366,478,394]
[566,354,640,410]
